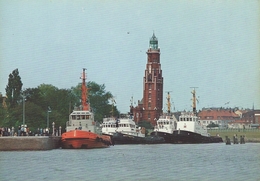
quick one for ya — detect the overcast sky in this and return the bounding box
[0,0,259,113]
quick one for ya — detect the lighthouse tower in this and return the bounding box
[142,33,163,125]
[131,33,164,126]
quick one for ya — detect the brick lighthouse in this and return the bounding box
[131,33,163,126]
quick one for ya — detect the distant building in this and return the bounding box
[227,119,251,129]
[198,108,240,128]
[240,109,260,125]
[131,33,163,126]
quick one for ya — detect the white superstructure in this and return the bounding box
[153,114,177,134]
[102,116,145,137]
[65,109,100,133]
[177,112,209,137]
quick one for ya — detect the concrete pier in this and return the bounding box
[0,136,61,151]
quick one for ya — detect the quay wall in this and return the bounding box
[0,136,61,151]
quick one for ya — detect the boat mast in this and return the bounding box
[190,87,198,115]
[81,68,89,111]
[166,91,172,114]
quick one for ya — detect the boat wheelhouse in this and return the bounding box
[176,112,208,137]
[66,109,98,133]
[153,115,177,135]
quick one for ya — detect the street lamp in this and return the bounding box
[52,122,55,136]
[47,106,52,129]
[22,95,26,126]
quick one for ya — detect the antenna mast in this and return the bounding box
[81,68,89,111]
[165,91,172,114]
[190,87,198,114]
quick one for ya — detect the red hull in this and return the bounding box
[61,130,112,149]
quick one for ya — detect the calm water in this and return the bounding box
[0,143,260,181]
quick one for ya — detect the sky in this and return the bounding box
[0,0,259,113]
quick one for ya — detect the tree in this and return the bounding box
[5,69,23,108]
[207,122,219,129]
[138,120,153,135]
[71,81,119,122]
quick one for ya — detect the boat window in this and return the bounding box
[86,115,89,119]
[72,115,76,120]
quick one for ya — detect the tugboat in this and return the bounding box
[111,117,165,144]
[61,68,112,149]
[101,98,165,144]
[150,92,178,143]
[172,88,223,144]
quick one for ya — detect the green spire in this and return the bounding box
[149,33,158,49]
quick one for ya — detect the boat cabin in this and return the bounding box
[102,117,145,137]
[66,110,98,133]
[177,113,209,137]
[153,115,177,134]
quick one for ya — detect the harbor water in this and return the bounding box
[1,143,260,181]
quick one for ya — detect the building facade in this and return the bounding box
[131,33,163,126]
[198,108,240,128]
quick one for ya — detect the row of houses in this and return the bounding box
[196,108,260,129]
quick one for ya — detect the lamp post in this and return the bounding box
[47,106,52,129]
[52,122,55,136]
[22,95,26,126]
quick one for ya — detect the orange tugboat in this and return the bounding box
[61,68,112,149]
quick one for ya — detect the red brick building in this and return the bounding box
[131,33,163,126]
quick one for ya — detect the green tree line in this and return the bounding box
[0,69,120,133]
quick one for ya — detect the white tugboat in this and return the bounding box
[102,115,147,144]
[150,92,178,143]
[172,88,223,143]
[102,99,164,144]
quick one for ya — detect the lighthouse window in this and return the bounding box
[148,74,152,81]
